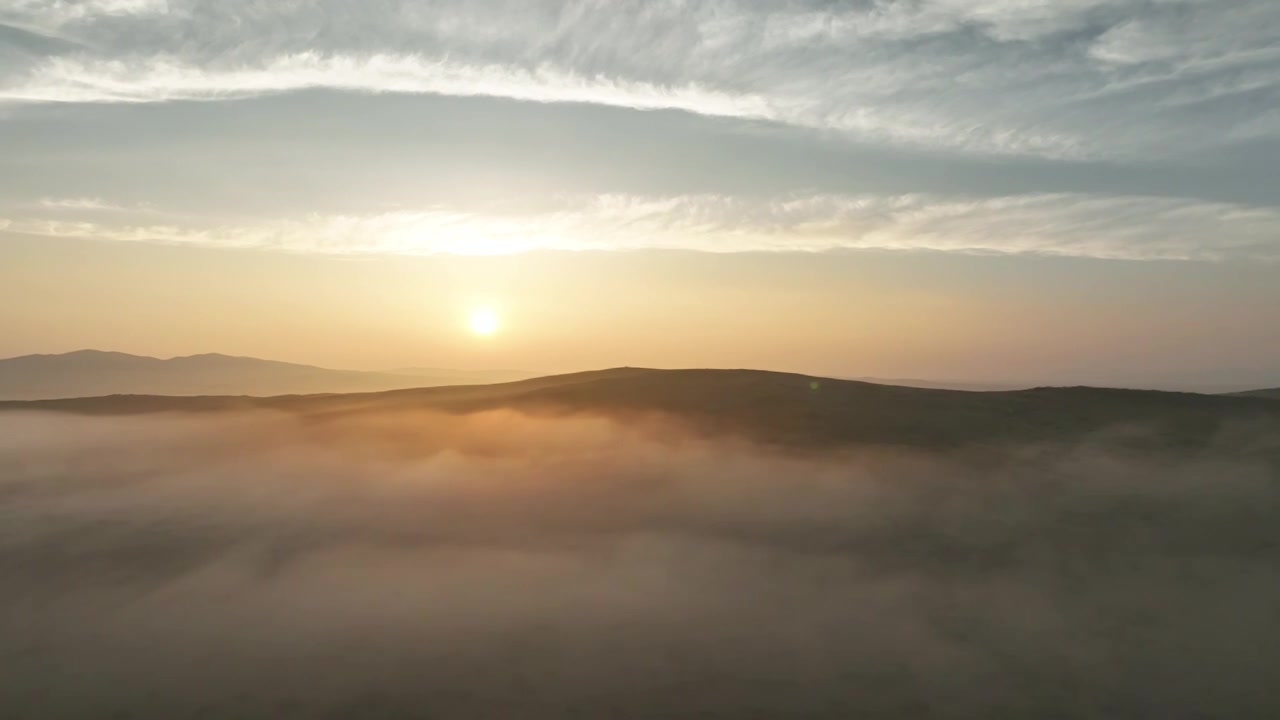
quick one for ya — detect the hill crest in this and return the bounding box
[5,366,1280,452]
[0,350,534,400]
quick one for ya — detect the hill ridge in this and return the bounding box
[5,367,1280,452]
[0,349,535,400]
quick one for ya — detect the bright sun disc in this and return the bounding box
[469,308,498,335]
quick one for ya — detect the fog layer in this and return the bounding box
[2,409,1278,719]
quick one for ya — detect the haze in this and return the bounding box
[4,3,1280,718]
[4,406,1280,718]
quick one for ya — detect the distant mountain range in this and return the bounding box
[4,350,1279,408]
[5,367,1279,451]
[849,376,1280,394]
[0,350,535,400]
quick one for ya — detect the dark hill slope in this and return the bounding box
[1230,388,1280,400]
[5,368,1280,452]
[431,369,1280,450]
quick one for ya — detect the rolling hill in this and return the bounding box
[0,350,534,400]
[1229,388,1280,400]
[6,367,1280,452]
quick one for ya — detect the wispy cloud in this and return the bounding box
[0,53,775,121]
[6,193,1279,261]
[0,0,168,34]
[37,196,137,211]
[1,1,1277,159]
[0,52,1079,157]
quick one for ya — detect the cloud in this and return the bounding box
[1,1,1277,159]
[0,53,775,121]
[2,407,1279,717]
[37,196,137,211]
[0,0,168,31]
[5,192,1280,260]
[0,51,1077,157]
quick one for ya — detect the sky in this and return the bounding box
[1,0,1278,387]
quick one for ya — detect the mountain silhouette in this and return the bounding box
[6,367,1280,452]
[0,350,533,400]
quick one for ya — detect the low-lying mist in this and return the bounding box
[2,408,1278,719]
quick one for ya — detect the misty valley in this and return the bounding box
[5,0,1280,716]
[3,370,1280,718]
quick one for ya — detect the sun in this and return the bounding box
[469,307,499,335]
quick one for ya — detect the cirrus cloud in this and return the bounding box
[6,192,1280,261]
[1,0,1278,159]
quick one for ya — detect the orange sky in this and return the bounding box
[3,0,1280,390]
[3,232,1278,389]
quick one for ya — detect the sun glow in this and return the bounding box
[469,307,499,335]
